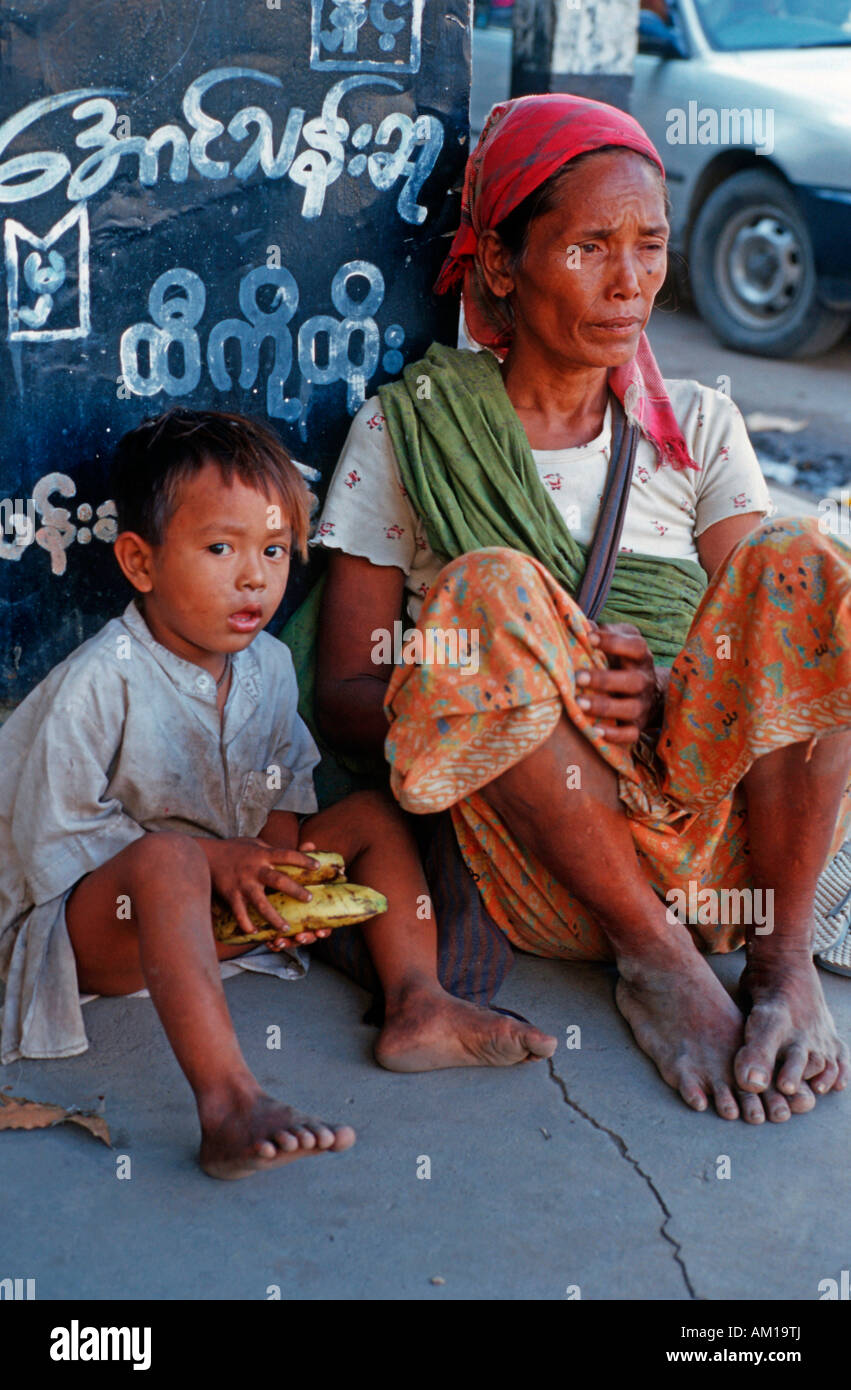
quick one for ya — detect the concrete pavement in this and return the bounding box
[2,946,849,1301]
[648,305,851,475]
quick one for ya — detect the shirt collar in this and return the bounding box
[119,598,261,706]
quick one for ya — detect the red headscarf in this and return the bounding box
[434,94,698,471]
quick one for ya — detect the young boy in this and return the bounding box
[0,408,549,1181]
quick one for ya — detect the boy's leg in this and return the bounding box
[300,790,557,1071]
[66,831,355,1178]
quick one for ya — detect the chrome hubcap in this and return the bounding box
[716,207,806,325]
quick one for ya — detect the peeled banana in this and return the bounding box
[211,851,387,944]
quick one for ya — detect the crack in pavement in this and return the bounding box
[547,1057,697,1300]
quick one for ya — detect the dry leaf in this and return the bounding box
[0,1094,66,1129]
[0,1092,111,1147]
[65,1112,112,1146]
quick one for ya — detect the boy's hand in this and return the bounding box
[203,838,333,949]
[574,622,660,746]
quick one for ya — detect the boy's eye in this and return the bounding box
[207,542,232,555]
[264,544,289,559]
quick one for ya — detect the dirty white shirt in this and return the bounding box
[0,597,320,1064]
[312,380,775,622]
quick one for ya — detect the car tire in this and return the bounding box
[689,169,850,358]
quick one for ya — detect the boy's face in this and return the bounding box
[116,461,293,668]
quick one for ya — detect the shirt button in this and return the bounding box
[196,674,210,691]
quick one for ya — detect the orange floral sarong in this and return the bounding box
[384,518,851,960]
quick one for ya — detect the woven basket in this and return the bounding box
[814,841,851,976]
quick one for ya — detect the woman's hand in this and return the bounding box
[574,622,664,746]
[202,838,332,949]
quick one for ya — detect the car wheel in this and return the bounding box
[689,169,850,358]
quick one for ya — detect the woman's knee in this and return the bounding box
[429,547,586,643]
[739,515,832,559]
[728,515,850,602]
[435,546,553,600]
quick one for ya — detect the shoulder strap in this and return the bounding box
[574,393,639,622]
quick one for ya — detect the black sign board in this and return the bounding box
[0,0,469,701]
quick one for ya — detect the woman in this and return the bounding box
[313,94,851,1123]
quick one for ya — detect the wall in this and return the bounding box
[0,0,470,700]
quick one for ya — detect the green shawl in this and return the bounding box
[378,343,707,665]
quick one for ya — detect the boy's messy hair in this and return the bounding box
[110,407,311,560]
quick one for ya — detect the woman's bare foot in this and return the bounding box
[735,946,851,1100]
[199,1089,356,1180]
[375,984,557,1072]
[614,933,814,1123]
[735,1079,817,1124]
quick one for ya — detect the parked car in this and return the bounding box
[634,0,851,356]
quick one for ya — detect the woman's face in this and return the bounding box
[481,149,669,370]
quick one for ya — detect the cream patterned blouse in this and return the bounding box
[313,378,775,624]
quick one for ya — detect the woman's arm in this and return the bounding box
[696,512,765,583]
[315,550,406,755]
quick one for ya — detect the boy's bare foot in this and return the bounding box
[615,935,818,1123]
[199,1091,356,1180]
[735,946,851,1100]
[375,985,557,1072]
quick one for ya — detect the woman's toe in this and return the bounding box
[809,1061,838,1096]
[776,1043,809,1096]
[763,1087,792,1123]
[711,1083,740,1121]
[737,1091,766,1124]
[787,1080,817,1113]
[678,1073,708,1111]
